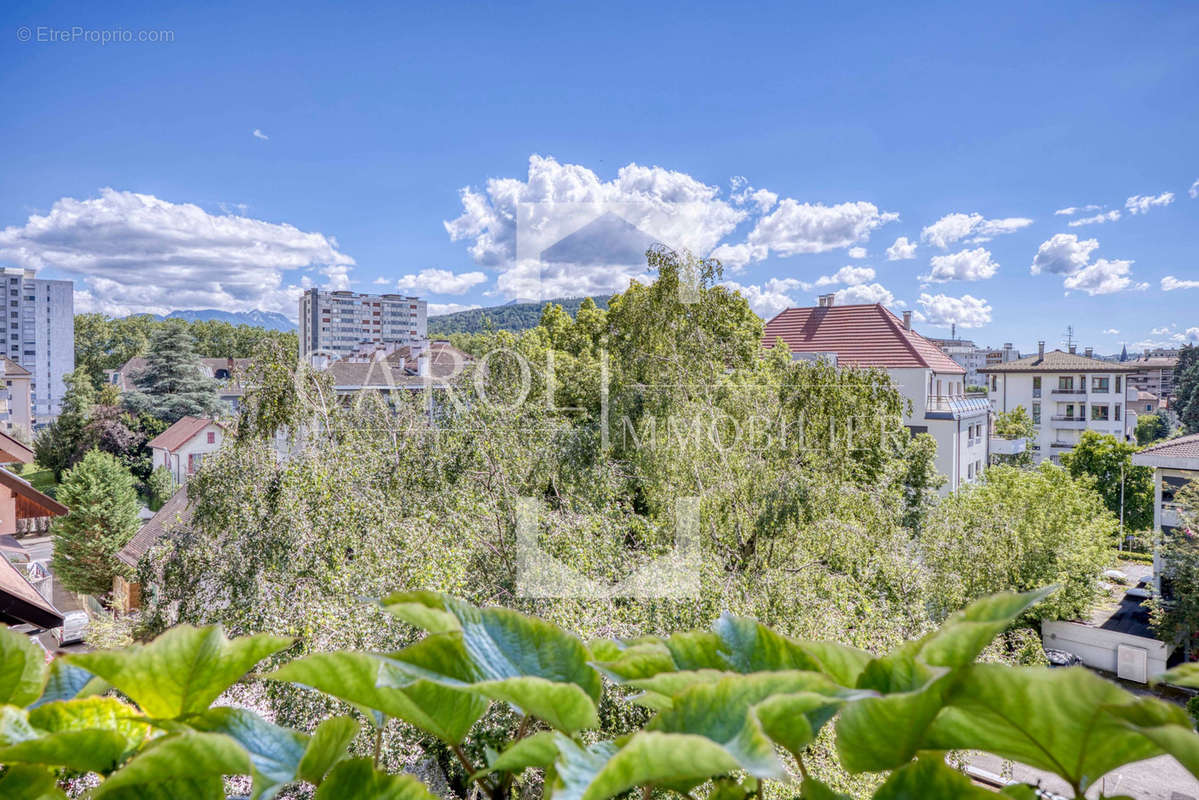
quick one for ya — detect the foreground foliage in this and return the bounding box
[2,589,1199,799]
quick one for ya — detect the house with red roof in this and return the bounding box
[147,416,225,485]
[762,296,992,493]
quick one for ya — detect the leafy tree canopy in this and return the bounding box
[122,320,225,424]
[1060,430,1154,532]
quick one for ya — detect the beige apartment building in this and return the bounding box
[0,357,32,436]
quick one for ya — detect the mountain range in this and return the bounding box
[427,296,610,336]
[154,309,297,331]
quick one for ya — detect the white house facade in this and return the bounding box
[981,344,1138,464]
[146,416,226,485]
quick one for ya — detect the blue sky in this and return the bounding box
[1,0,1196,353]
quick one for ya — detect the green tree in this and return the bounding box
[1060,430,1154,533]
[146,465,178,512]
[122,320,224,423]
[33,366,97,481]
[1135,413,1170,446]
[899,432,944,532]
[1149,480,1199,658]
[49,448,142,595]
[919,463,1114,621]
[991,406,1035,467]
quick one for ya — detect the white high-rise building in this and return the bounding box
[299,288,427,363]
[0,268,74,421]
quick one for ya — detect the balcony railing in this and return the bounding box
[1050,415,1086,421]
[925,395,991,417]
[1051,388,1087,395]
[1050,441,1076,448]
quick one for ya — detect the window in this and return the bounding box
[1032,402,1041,424]
[1032,376,1041,397]
[1058,376,1073,391]
[967,462,974,479]
[1115,405,1121,421]
[1091,404,1109,421]
[991,375,998,391]
[206,431,216,444]
[1115,376,1122,393]
[1091,377,1109,393]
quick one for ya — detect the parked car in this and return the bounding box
[1044,648,1083,668]
[53,611,89,646]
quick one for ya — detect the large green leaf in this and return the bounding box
[1155,662,1199,688]
[297,715,359,785]
[1101,696,1199,779]
[801,777,851,799]
[834,645,951,773]
[378,590,471,634]
[0,696,156,773]
[0,702,39,744]
[923,665,1169,791]
[68,626,292,718]
[94,731,252,798]
[382,625,601,733]
[185,707,308,799]
[0,727,135,774]
[712,614,872,686]
[917,588,1054,668]
[552,731,741,800]
[97,778,225,800]
[313,758,440,800]
[0,624,47,707]
[0,764,66,800]
[871,757,995,799]
[268,650,486,743]
[32,659,109,708]
[474,730,560,778]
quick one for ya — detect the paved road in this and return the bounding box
[968,752,1199,799]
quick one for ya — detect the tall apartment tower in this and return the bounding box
[299,288,428,362]
[1,269,74,422]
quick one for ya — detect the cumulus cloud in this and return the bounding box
[1125,192,1174,215]
[729,178,778,213]
[740,199,898,260]
[1063,259,1146,296]
[445,155,747,298]
[428,302,482,316]
[920,212,1032,249]
[885,236,917,260]
[1067,210,1120,227]
[921,247,999,283]
[1054,205,1100,216]
[917,293,992,328]
[812,265,875,288]
[722,277,803,319]
[1103,328,1119,335]
[1030,233,1100,275]
[1191,179,1199,199]
[1162,275,1199,291]
[848,246,867,259]
[395,268,487,295]
[252,129,269,140]
[835,282,895,305]
[0,188,354,318]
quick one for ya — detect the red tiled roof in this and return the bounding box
[146,416,220,453]
[116,486,192,568]
[1138,433,1199,460]
[762,303,965,373]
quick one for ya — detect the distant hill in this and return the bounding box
[159,309,297,331]
[428,296,610,336]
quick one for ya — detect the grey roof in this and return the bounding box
[980,349,1140,374]
[327,342,472,389]
[1136,433,1199,460]
[115,487,193,568]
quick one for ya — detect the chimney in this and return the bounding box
[1038,341,1045,360]
[1084,346,1093,358]
[418,351,430,378]
[1144,348,1150,358]
[1069,344,1077,354]
[818,294,835,308]
[902,310,912,330]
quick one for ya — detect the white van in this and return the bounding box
[53,611,89,646]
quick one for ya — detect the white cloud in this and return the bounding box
[1103,328,1119,335]
[835,282,895,305]
[1067,210,1120,227]
[1151,326,1174,336]
[1190,179,1198,199]
[920,212,1033,249]
[813,265,875,288]
[395,268,487,295]
[428,302,482,316]
[885,236,917,260]
[252,129,269,140]
[722,277,803,319]
[445,155,748,298]
[1030,233,1099,275]
[372,276,389,285]
[0,188,353,318]
[1162,275,1199,291]
[741,199,898,259]
[921,247,999,283]
[1063,259,1145,295]
[729,178,778,213]
[1184,327,1199,342]
[848,246,867,259]
[1054,205,1101,216]
[1125,192,1174,215]
[917,293,992,328]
